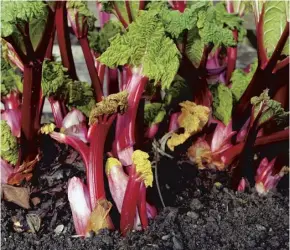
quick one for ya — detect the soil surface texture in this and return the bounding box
[1,137,289,250]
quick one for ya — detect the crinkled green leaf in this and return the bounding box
[251,89,289,126]
[0,120,18,165]
[186,27,204,67]
[98,11,181,89]
[67,1,96,29]
[88,20,124,54]
[144,103,166,126]
[1,58,22,96]
[41,60,95,117]
[147,1,210,39]
[211,84,233,125]
[66,81,96,117]
[1,1,48,37]
[231,60,258,102]
[263,1,289,56]
[41,60,68,97]
[197,2,245,50]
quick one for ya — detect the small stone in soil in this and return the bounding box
[256,224,266,231]
[162,234,171,240]
[190,198,203,210]
[186,211,199,220]
[54,225,64,235]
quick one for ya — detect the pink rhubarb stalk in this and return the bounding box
[68,177,92,236]
[113,67,148,166]
[255,157,287,195]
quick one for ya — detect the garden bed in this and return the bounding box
[1,138,289,250]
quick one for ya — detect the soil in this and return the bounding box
[1,136,289,250]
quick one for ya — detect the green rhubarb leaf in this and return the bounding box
[1,1,48,37]
[211,83,233,125]
[251,89,289,126]
[197,2,245,50]
[147,1,210,39]
[29,15,48,50]
[66,81,96,117]
[144,103,166,126]
[41,60,95,117]
[98,11,181,89]
[263,1,289,56]
[66,1,96,29]
[186,27,204,68]
[1,58,22,96]
[88,20,124,54]
[231,60,258,102]
[0,120,18,165]
[41,60,68,97]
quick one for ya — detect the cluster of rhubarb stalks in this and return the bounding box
[1,0,289,238]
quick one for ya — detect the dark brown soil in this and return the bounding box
[1,136,289,250]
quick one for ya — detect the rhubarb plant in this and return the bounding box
[41,91,128,235]
[1,1,55,165]
[1,0,289,239]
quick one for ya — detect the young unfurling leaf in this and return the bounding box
[167,101,210,151]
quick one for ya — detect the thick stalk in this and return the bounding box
[120,167,141,236]
[137,182,148,230]
[45,24,56,60]
[21,63,43,162]
[55,2,77,80]
[79,37,103,102]
[114,71,148,153]
[87,121,113,209]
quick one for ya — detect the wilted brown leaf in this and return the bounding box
[2,184,30,209]
[26,213,41,233]
[86,199,114,234]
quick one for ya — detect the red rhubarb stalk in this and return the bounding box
[120,166,142,236]
[137,182,149,229]
[21,63,43,162]
[87,117,115,209]
[55,2,77,80]
[79,37,103,102]
[114,68,148,164]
